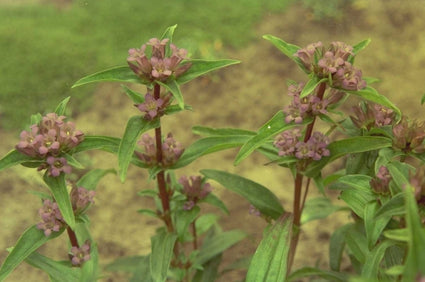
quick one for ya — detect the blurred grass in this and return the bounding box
[0,0,292,130]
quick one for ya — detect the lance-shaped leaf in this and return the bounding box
[234,111,312,165]
[300,75,327,98]
[176,59,240,85]
[288,267,348,282]
[348,38,371,64]
[74,135,121,154]
[175,206,200,241]
[150,231,177,282]
[246,213,292,282]
[192,125,255,137]
[262,35,305,71]
[77,168,116,190]
[329,223,351,271]
[43,173,75,229]
[54,96,71,116]
[305,136,392,177]
[361,240,397,279]
[158,79,184,109]
[160,24,177,42]
[25,252,81,282]
[0,149,41,171]
[118,116,159,182]
[172,135,250,169]
[122,85,145,104]
[343,86,401,117]
[71,66,143,88]
[301,197,347,224]
[364,202,392,250]
[374,192,405,219]
[0,225,65,281]
[201,169,284,219]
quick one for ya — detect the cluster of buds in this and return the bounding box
[274,129,330,161]
[284,83,344,124]
[136,93,171,120]
[350,102,395,130]
[136,133,184,167]
[36,199,65,236]
[15,113,84,177]
[70,186,95,215]
[370,166,392,195]
[127,38,191,83]
[392,117,425,154]
[69,241,91,267]
[179,175,212,210]
[294,41,366,90]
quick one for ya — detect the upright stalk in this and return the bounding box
[67,227,79,248]
[153,83,174,233]
[287,82,327,273]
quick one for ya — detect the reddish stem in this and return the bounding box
[66,226,79,248]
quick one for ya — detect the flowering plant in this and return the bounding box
[1,25,425,281]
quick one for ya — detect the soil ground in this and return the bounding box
[2,0,425,281]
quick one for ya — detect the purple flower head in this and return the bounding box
[136,133,157,166]
[307,132,330,161]
[36,199,65,236]
[248,204,261,217]
[273,128,302,157]
[179,175,212,210]
[295,141,313,159]
[333,62,366,90]
[69,241,91,267]
[370,166,392,195]
[317,51,345,75]
[45,156,72,177]
[147,38,169,59]
[329,41,354,61]
[294,42,323,72]
[309,95,329,116]
[392,117,425,153]
[58,121,84,149]
[136,93,166,120]
[70,186,95,214]
[162,133,184,167]
[373,104,395,127]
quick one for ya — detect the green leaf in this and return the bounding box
[122,85,145,104]
[201,169,284,220]
[262,35,305,71]
[352,38,371,55]
[150,231,177,282]
[192,126,255,137]
[63,153,84,169]
[305,136,392,177]
[0,149,40,171]
[105,255,146,273]
[192,254,222,282]
[158,79,184,109]
[344,225,368,264]
[74,135,121,154]
[176,59,240,85]
[118,116,159,182]
[300,75,327,98]
[30,113,43,125]
[234,111,311,165]
[301,197,347,224]
[421,93,425,105]
[172,135,249,169]
[246,214,292,282]
[196,230,246,265]
[402,185,425,279]
[202,193,229,215]
[329,224,351,271]
[288,267,348,282]
[0,225,65,281]
[175,206,200,241]
[25,252,81,282]
[43,173,75,229]
[160,24,177,41]
[387,162,412,193]
[72,66,142,88]
[195,214,219,236]
[76,168,115,190]
[362,240,397,278]
[364,202,391,250]
[374,192,405,219]
[383,228,409,242]
[54,96,71,116]
[137,209,159,219]
[343,86,401,117]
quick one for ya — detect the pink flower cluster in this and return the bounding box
[294,41,366,90]
[350,102,395,130]
[69,241,91,266]
[274,129,330,161]
[136,133,184,167]
[179,175,212,210]
[36,199,65,236]
[127,38,191,83]
[136,93,171,120]
[370,166,392,194]
[70,186,95,214]
[15,113,84,177]
[392,117,425,153]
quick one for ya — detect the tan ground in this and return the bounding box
[1,0,425,281]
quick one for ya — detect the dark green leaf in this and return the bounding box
[158,79,184,109]
[164,104,192,116]
[74,135,121,154]
[137,209,159,219]
[0,149,40,171]
[176,59,240,85]
[421,93,425,105]
[25,252,81,282]
[246,214,292,282]
[305,136,392,177]
[288,267,348,282]
[43,173,75,229]
[362,240,397,278]
[105,255,146,273]
[118,116,159,182]
[201,193,229,215]
[77,169,116,190]
[262,35,305,71]
[150,231,177,282]
[122,85,145,104]
[63,153,84,169]
[72,66,143,88]
[195,214,219,236]
[364,202,391,250]
[54,96,71,116]
[235,111,311,165]
[345,225,368,264]
[301,197,347,224]
[192,254,222,282]
[300,75,327,98]
[374,192,405,219]
[329,224,351,271]
[192,125,255,137]
[175,206,200,241]
[201,169,284,220]
[172,135,249,169]
[196,230,246,265]
[0,225,64,280]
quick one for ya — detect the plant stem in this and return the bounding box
[66,227,79,247]
[192,220,198,250]
[287,82,327,273]
[153,83,174,233]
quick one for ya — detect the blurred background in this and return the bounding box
[1,0,425,281]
